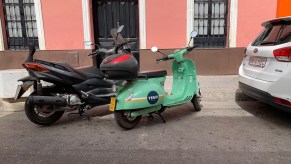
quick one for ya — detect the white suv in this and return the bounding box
[238,16,291,112]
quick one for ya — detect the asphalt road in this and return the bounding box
[1,76,291,163]
[1,100,291,164]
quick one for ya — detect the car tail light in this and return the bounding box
[23,63,49,72]
[273,47,291,62]
[274,97,291,106]
[109,54,131,64]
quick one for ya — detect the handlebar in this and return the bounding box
[156,56,169,62]
[186,44,199,51]
[88,48,115,57]
[156,44,199,63]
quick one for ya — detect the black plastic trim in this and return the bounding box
[239,82,291,113]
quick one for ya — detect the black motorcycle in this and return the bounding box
[14,25,128,125]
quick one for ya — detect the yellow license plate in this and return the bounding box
[109,97,116,111]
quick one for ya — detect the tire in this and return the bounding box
[191,94,201,111]
[114,110,142,130]
[25,92,64,125]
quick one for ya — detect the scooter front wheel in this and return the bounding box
[191,94,201,111]
[114,110,142,130]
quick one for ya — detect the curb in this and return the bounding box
[1,98,26,112]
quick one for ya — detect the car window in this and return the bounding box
[252,25,281,46]
[278,25,291,44]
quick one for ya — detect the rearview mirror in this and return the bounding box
[190,31,198,38]
[151,46,158,52]
[83,41,92,46]
[117,25,124,33]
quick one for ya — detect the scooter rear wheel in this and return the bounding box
[191,94,201,111]
[114,110,142,130]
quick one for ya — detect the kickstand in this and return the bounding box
[148,113,154,120]
[68,110,91,121]
[158,112,166,123]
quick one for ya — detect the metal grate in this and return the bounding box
[3,0,38,50]
[194,0,229,48]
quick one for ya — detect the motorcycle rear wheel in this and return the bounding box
[25,92,64,125]
[114,110,142,130]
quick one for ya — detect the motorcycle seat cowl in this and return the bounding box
[76,66,105,79]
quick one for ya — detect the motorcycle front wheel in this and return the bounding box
[25,92,64,125]
[114,110,142,130]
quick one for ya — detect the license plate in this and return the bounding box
[14,81,34,100]
[109,97,116,111]
[249,57,267,68]
[14,85,22,100]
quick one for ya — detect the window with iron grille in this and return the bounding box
[3,0,38,50]
[194,0,229,48]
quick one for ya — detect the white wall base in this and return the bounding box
[0,69,32,98]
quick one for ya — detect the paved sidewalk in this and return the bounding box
[166,75,250,102]
[0,75,244,112]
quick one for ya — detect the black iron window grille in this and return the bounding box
[194,0,229,48]
[3,0,38,50]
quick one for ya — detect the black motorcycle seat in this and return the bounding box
[138,70,167,78]
[76,66,105,79]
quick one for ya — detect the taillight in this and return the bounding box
[274,97,291,106]
[23,63,49,72]
[273,47,291,62]
[109,54,131,64]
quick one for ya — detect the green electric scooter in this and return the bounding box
[108,31,202,130]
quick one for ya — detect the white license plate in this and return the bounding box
[249,57,267,68]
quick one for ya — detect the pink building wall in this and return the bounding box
[41,0,84,50]
[40,0,278,50]
[145,0,187,49]
[236,0,277,47]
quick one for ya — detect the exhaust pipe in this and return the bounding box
[28,96,67,107]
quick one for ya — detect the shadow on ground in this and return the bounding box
[235,90,291,129]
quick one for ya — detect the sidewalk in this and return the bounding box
[166,75,249,102]
[0,75,248,112]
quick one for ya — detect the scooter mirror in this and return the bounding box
[83,41,92,46]
[190,31,198,38]
[117,25,124,33]
[151,46,159,52]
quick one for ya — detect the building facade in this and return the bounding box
[0,0,289,74]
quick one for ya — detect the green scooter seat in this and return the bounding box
[138,70,167,78]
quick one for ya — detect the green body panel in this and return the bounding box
[115,77,166,111]
[163,59,198,107]
[168,49,187,63]
[114,48,199,113]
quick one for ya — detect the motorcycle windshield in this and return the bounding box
[110,28,126,46]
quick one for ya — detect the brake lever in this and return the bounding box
[156,58,162,64]
[88,51,98,57]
